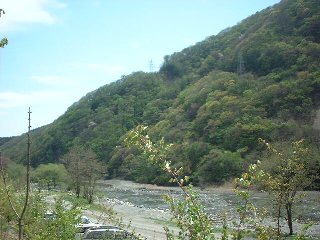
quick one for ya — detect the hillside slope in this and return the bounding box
[1,0,320,185]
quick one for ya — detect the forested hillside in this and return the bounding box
[1,0,320,186]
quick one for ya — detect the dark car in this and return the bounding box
[82,226,140,240]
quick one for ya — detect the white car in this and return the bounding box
[76,216,104,233]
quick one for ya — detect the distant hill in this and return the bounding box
[0,137,13,147]
[1,0,320,186]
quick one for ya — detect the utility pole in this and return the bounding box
[18,107,32,240]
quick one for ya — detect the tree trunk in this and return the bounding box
[88,186,94,204]
[286,202,293,235]
[18,219,23,240]
[276,202,281,238]
[76,184,80,198]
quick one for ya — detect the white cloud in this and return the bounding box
[0,0,66,32]
[0,90,69,109]
[0,92,28,109]
[0,90,74,136]
[72,63,125,74]
[0,87,90,136]
[31,75,73,86]
[87,63,124,73]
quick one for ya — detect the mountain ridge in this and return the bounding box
[1,0,320,185]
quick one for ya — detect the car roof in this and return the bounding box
[87,228,122,232]
[85,227,124,233]
[82,227,126,239]
[89,225,122,230]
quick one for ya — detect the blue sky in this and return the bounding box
[0,0,280,137]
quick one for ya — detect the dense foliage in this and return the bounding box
[125,125,316,239]
[1,0,320,186]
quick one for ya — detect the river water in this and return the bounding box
[98,180,320,238]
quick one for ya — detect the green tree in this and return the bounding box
[234,163,277,240]
[0,178,17,239]
[257,139,315,236]
[0,9,8,48]
[32,163,69,191]
[25,197,80,240]
[1,160,26,190]
[62,146,89,197]
[62,146,104,203]
[124,125,217,239]
[82,155,105,204]
[160,55,183,81]
[0,109,35,240]
[195,149,244,185]
[0,37,7,48]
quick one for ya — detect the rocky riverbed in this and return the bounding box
[90,179,320,239]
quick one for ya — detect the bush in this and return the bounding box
[195,149,244,185]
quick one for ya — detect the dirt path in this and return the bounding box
[83,204,172,240]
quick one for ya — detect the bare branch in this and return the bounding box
[0,152,20,219]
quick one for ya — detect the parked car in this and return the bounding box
[82,226,140,240]
[76,216,104,233]
[44,210,57,220]
[80,216,92,224]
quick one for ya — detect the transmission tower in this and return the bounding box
[149,60,154,72]
[237,53,245,75]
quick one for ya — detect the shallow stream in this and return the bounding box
[98,180,320,237]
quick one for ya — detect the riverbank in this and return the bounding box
[94,179,178,239]
[93,179,320,239]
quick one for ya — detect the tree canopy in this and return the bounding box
[1,0,320,186]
